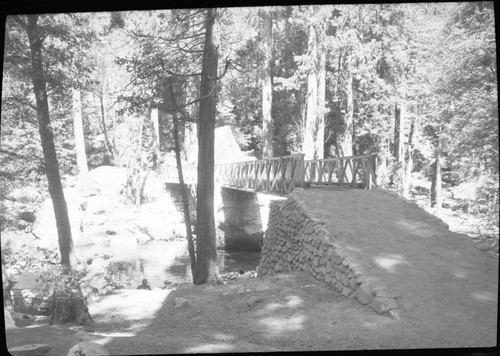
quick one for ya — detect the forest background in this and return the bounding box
[1,3,498,266]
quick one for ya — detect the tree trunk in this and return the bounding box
[168,79,197,279]
[194,8,220,285]
[26,15,75,267]
[431,136,442,210]
[316,50,326,159]
[403,117,415,198]
[72,88,94,198]
[150,108,160,169]
[136,117,144,205]
[393,101,405,162]
[343,71,353,156]
[304,24,318,160]
[98,86,117,166]
[72,88,88,175]
[50,287,92,326]
[261,7,273,159]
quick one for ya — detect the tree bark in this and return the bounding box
[194,8,220,285]
[72,88,88,176]
[26,15,75,267]
[98,86,118,166]
[72,88,93,199]
[304,24,318,160]
[403,116,415,198]
[316,50,326,159]
[261,7,273,159]
[431,135,442,210]
[167,79,197,279]
[393,101,405,162]
[150,108,160,169]
[343,71,354,156]
[50,287,93,326]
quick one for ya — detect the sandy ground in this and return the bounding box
[5,188,498,354]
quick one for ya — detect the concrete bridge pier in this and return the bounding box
[215,186,286,251]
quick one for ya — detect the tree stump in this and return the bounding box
[50,288,93,326]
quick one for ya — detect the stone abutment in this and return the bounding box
[258,188,401,319]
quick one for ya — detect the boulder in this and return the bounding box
[8,187,41,204]
[184,125,255,165]
[18,211,36,223]
[66,342,109,356]
[32,195,82,249]
[76,172,101,198]
[88,166,127,198]
[4,307,16,329]
[82,195,117,217]
[140,171,170,203]
[135,201,182,241]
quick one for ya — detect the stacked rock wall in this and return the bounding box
[258,189,401,318]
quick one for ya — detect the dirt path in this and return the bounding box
[299,188,498,346]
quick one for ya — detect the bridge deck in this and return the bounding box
[298,188,497,346]
[161,154,377,195]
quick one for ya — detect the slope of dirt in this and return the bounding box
[297,188,498,346]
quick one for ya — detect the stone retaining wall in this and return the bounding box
[258,189,401,319]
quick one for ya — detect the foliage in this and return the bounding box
[30,257,134,299]
[100,260,135,293]
[2,4,498,236]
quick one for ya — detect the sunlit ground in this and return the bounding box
[184,343,234,353]
[373,254,409,273]
[85,289,170,346]
[257,295,306,335]
[471,291,497,303]
[88,289,170,323]
[393,219,436,238]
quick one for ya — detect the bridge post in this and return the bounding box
[297,154,305,188]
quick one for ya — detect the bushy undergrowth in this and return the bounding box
[37,260,135,299]
[2,233,137,300]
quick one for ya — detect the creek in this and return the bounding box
[76,239,261,289]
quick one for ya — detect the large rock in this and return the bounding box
[32,191,82,248]
[18,211,36,223]
[8,187,41,204]
[82,195,117,217]
[88,166,127,198]
[4,307,16,329]
[66,342,109,356]
[140,171,170,203]
[184,125,255,165]
[135,201,184,241]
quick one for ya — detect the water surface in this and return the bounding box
[77,239,261,288]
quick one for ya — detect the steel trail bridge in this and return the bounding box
[160,153,377,195]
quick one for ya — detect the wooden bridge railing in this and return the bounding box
[160,153,376,194]
[159,163,197,185]
[215,154,305,195]
[304,154,377,189]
